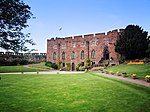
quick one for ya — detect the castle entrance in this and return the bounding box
[103,46,109,60]
[72,63,75,71]
[105,51,109,60]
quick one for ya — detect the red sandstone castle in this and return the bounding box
[47,29,124,70]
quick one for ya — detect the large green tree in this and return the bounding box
[115,25,149,59]
[0,0,35,52]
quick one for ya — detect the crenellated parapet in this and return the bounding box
[47,29,123,43]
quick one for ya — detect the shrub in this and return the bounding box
[45,61,58,69]
[119,56,126,64]
[11,59,20,65]
[66,63,71,71]
[79,66,85,71]
[131,74,137,79]
[20,60,29,65]
[85,65,91,70]
[145,75,150,82]
[122,72,128,77]
[76,63,82,71]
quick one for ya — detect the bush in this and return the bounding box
[20,60,29,65]
[119,56,126,64]
[11,59,20,65]
[79,67,85,71]
[0,59,8,66]
[45,61,58,69]
[76,63,82,71]
[85,65,91,70]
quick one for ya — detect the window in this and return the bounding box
[91,41,96,46]
[72,51,75,60]
[53,52,56,60]
[61,44,66,49]
[72,42,76,48]
[91,49,95,59]
[104,38,109,45]
[62,52,65,60]
[81,41,85,46]
[81,50,84,59]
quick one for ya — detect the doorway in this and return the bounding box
[72,63,75,71]
[103,46,109,60]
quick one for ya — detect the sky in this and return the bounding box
[19,0,150,53]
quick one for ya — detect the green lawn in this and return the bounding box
[0,73,150,112]
[0,66,41,73]
[30,62,50,69]
[104,64,150,79]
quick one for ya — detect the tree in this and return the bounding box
[146,41,150,57]
[115,25,149,59]
[0,0,35,52]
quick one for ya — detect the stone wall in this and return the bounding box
[0,52,47,63]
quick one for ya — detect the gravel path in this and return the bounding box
[0,71,84,75]
[95,72,150,87]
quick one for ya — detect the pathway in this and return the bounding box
[95,72,150,87]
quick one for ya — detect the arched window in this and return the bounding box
[53,52,56,60]
[62,52,65,60]
[72,51,75,60]
[81,50,84,59]
[91,49,95,59]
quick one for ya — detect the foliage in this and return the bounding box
[84,65,91,70]
[0,74,150,112]
[19,59,29,65]
[105,64,150,79]
[85,58,91,70]
[58,61,62,69]
[76,63,82,71]
[0,58,29,66]
[145,75,150,82]
[79,66,85,71]
[145,75,150,79]
[45,61,58,69]
[86,58,91,65]
[0,0,35,52]
[66,62,71,71]
[115,25,149,59]
[119,56,126,64]
[11,59,21,65]
[146,42,150,57]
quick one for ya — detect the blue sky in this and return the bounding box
[23,0,150,53]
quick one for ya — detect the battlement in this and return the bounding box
[0,52,46,56]
[95,33,105,36]
[48,29,123,42]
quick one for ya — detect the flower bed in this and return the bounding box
[127,61,144,65]
[116,71,121,76]
[122,72,128,77]
[145,75,150,82]
[131,74,137,79]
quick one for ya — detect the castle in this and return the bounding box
[47,29,124,70]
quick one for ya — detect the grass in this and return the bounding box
[0,73,150,112]
[104,64,150,79]
[0,66,41,73]
[30,62,50,69]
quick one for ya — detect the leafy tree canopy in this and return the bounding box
[0,0,35,53]
[115,25,149,59]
